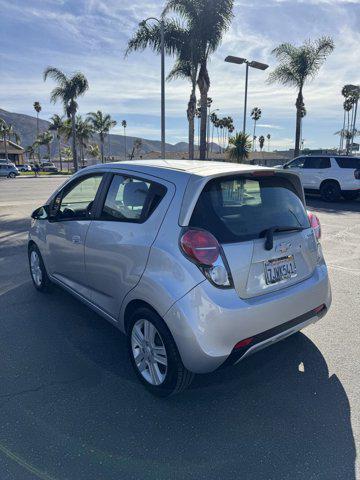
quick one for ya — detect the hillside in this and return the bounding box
[0,108,220,157]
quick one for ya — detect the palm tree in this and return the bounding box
[164,0,234,160]
[87,111,116,163]
[129,138,143,160]
[269,37,334,157]
[259,135,265,151]
[25,145,35,161]
[87,144,101,161]
[33,101,41,160]
[121,120,127,159]
[0,119,9,161]
[127,1,234,160]
[43,67,89,171]
[250,107,261,151]
[227,132,252,163]
[48,114,64,171]
[266,133,271,152]
[76,116,94,166]
[35,131,53,160]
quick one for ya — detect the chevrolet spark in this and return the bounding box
[29,160,331,396]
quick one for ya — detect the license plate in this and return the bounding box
[264,255,297,285]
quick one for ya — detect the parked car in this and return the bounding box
[28,160,331,396]
[17,163,32,172]
[41,162,58,172]
[0,158,16,166]
[280,155,360,201]
[0,164,19,178]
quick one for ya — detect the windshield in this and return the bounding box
[189,175,310,243]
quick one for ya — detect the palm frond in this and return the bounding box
[43,67,67,86]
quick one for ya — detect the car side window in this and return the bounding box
[286,157,305,168]
[302,157,330,169]
[55,174,103,220]
[100,174,167,222]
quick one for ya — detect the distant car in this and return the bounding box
[41,162,58,173]
[280,155,360,201]
[17,163,32,172]
[0,164,19,178]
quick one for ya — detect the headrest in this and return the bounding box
[123,181,149,207]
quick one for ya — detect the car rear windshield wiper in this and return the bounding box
[263,226,305,251]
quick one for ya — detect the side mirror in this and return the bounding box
[31,205,49,220]
[283,164,289,169]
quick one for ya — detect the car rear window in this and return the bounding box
[189,175,310,243]
[335,157,360,169]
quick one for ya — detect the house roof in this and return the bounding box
[0,140,25,154]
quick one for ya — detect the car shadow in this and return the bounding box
[306,194,360,214]
[0,282,356,480]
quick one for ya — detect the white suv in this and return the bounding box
[281,155,360,201]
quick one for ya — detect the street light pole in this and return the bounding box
[225,56,268,135]
[243,62,249,134]
[141,17,166,158]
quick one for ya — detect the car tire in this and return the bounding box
[127,307,194,397]
[342,191,359,201]
[320,181,341,202]
[8,172,16,179]
[28,244,52,292]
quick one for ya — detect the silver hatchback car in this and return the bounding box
[29,160,331,396]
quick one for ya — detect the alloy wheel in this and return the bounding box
[131,319,168,386]
[30,250,42,286]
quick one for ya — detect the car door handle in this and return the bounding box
[72,235,81,244]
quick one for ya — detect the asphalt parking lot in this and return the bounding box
[0,176,359,480]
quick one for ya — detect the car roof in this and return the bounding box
[86,159,272,182]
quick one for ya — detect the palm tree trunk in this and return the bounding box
[187,80,196,160]
[340,109,346,152]
[351,99,358,153]
[253,121,256,151]
[197,64,210,160]
[3,132,8,160]
[71,112,78,171]
[58,134,63,171]
[36,113,40,161]
[101,139,104,163]
[124,128,127,160]
[294,88,303,157]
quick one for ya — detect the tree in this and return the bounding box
[122,120,128,159]
[0,119,9,161]
[25,145,35,161]
[259,135,265,151]
[87,110,116,163]
[266,133,271,152]
[165,0,234,160]
[268,37,334,157]
[43,67,89,171]
[341,84,360,153]
[227,132,252,163]
[48,114,64,171]
[33,101,42,160]
[127,0,234,160]
[129,138,143,160]
[35,131,53,160]
[61,116,94,167]
[250,107,261,151]
[87,144,100,161]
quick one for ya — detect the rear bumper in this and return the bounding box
[164,264,331,374]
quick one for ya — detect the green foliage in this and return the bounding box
[227,132,252,163]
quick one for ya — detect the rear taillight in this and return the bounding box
[180,229,232,288]
[354,169,360,180]
[307,211,321,240]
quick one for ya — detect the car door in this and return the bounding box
[301,157,331,189]
[45,172,105,298]
[84,172,174,319]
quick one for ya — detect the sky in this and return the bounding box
[0,0,359,150]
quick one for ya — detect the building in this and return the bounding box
[0,140,25,164]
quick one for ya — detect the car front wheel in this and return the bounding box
[28,244,51,292]
[127,307,194,396]
[8,172,16,178]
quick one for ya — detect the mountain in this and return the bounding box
[0,108,221,157]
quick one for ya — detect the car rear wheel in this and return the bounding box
[28,244,51,292]
[8,172,16,179]
[320,181,341,202]
[342,191,359,201]
[127,307,194,397]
